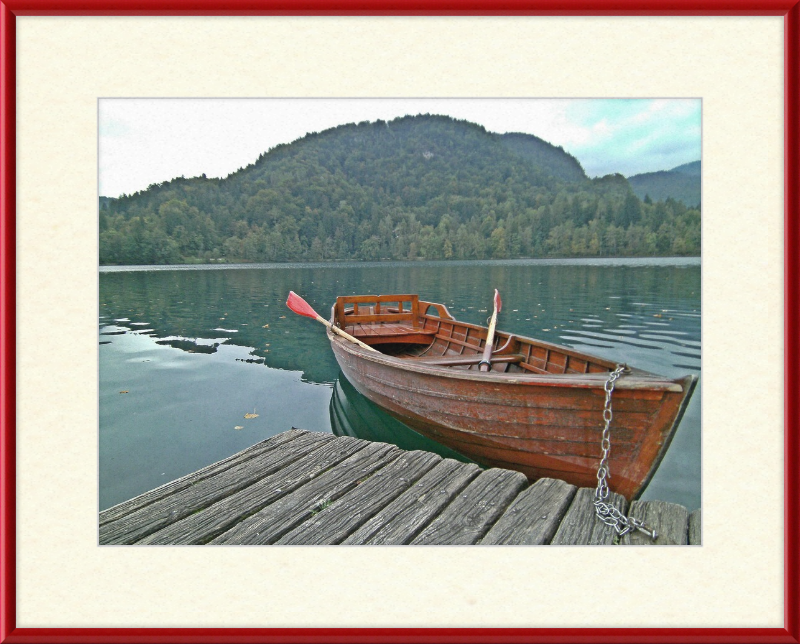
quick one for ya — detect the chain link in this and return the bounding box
[593,364,659,541]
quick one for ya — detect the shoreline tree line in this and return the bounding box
[99,114,700,265]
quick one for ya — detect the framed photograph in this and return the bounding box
[1,2,797,643]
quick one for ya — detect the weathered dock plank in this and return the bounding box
[481,478,576,545]
[342,459,483,545]
[100,431,331,545]
[99,429,307,526]
[621,500,689,545]
[688,508,701,545]
[550,488,628,545]
[210,441,400,545]
[138,435,369,545]
[276,450,442,545]
[411,468,528,545]
[99,430,698,547]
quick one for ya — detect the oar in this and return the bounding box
[285,291,377,352]
[479,289,502,372]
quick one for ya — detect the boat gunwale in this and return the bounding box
[327,328,686,393]
[417,299,621,371]
[341,297,627,372]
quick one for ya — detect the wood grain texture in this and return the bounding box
[137,436,368,545]
[550,487,628,545]
[481,478,576,545]
[341,459,483,545]
[276,450,442,545]
[100,431,331,545]
[99,429,306,526]
[411,468,528,545]
[210,441,401,545]
[688,508,701,545]
[620,500,689,545]
[99,429,699,547]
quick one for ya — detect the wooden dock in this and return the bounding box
[99,429,701,546]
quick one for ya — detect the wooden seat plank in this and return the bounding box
[481,478,577,545]
[210,441,401,545]
[347,324,435,338]
[276,451,442,545]
[409,354,524,367]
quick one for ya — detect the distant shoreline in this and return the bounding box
[100,255,701,273]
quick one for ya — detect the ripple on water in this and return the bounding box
[99,259,701,511]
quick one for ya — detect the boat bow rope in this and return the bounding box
[593,364,658,541]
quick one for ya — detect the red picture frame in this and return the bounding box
[1,3,797,643]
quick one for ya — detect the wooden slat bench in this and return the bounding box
[336,294,437,345]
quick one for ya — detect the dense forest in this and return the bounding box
[99,115,701,265]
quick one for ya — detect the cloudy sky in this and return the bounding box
[99,98,701,198]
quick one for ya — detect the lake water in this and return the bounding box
[99,257,701,512]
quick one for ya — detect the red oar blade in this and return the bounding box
[286,291,320,320]
[494,289,502,313]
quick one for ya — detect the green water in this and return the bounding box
[99,258,701,511]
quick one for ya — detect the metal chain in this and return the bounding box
[593,364,659,541]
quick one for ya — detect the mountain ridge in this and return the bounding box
[100,114,700,265]
[627,160,701,206]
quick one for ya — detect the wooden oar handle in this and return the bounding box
[479,309,500,372]
[316,315,377,352]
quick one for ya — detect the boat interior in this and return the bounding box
[332,294,618,375]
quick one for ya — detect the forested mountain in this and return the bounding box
[671,161,701,176]
[498,132,587,182]
[99,114,701,265]
[628,161,701,207]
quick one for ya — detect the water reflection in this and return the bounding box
[99,258,700,385]
[330,373,474,464]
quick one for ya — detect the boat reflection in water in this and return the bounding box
[330,373,476,465]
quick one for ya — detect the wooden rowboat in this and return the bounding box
[326,293,697,500]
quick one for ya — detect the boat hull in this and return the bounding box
[330,333,696,500]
